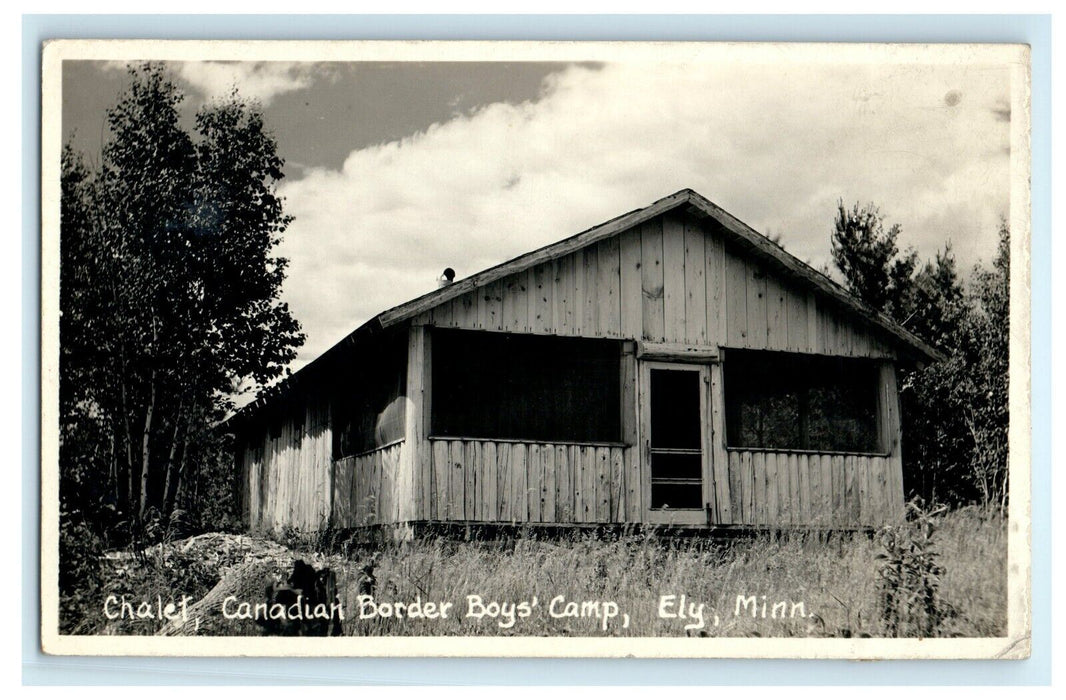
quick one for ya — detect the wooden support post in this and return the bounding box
[404,324,431,522]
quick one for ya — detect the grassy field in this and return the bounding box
[71,505,1007,638]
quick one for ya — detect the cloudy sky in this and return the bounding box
[63,56,1013,371]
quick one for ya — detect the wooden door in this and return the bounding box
[641,362,710,525]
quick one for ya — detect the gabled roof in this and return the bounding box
[231,189,943,425]
[375,188,941,360]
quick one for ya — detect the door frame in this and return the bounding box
[639,360,711,525]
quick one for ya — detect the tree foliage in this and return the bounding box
[59,63,304,548]
[830,202,1009,507]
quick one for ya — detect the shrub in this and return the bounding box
[58,515,106,633]
[875,500,957,637]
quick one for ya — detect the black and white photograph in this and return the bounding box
[40,40,1031,657]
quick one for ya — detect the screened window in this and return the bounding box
[431,329,622,443]
[332,332,408,459]
[724,350,881,453]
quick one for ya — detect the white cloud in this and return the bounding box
[174,61,317,105]
[276,61,1012,368]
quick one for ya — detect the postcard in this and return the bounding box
[40,39,1031,658]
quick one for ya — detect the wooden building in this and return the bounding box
[229,189,941,534]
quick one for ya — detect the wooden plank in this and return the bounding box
[432,294,453,328]
[850,323,870,357]
[379,446,389,525]
[542,444,556,524]
[787,453,800,526]
[581,244,599,335]
[556,445,571,522]
[806,453,822,525]
[620,347,640,521]
[573,248,587,336]
[821,455,834,527]
[501,274,522,333]
[455,290,477,328]
[618,227,643,340]
[879,362,905,521]
[831,454,845,526]
[847,456,860,526]
[784,283,807,352]
[724,249,748,346]
[746,262,769,350]
[523,268,537,333]
[598,237,622,337]
[482,441,498,523]
[390,445,402,524]
[683,217,708,344]
[490,280,505,331]
[555,253,575,335]
[776,452,792,525]
[766,275,788,350]
[449,440,464,521]
[874,454,889,525]
[371,448,382,524]
[330,457,346,528]
[580,446,595,522]
[570,445,584,522]
[857,452,870,525]
[662,214,687,343]
[528,444,542,522]
[466,441,479,521]
[705,226,726,347]
[402,326,425,521]
[511,443,528,523]
[708,363,731,523]
[377,445,388,525]
[431,440,449,520]
[574,445,587,522]
[741,451,755,525]
[796,454,809,524]
[496,442,512,522]
[640,218,666,342]
[610,447,625,522]
[806,292,821,354]
[476,282,491,330]
[727,451,741,523]
[533,262,554,335]
[636,341,719,363]
[624,447,639,522]
[761,452,774,525]
[596,446,611,522]
[767,453,784,524]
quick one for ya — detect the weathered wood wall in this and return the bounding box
[331,441,406,527]
[423,439,637,524]
[723,450,903,527]
[414,212,898,359]
[239,395,332,532]
[237,210,908,532]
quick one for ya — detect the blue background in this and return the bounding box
[22,13,1052,685]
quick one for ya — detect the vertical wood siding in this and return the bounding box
[722,450,898,527]
[414,213,898,359]
[422,439,631,524]
[239,396,332,533]
[239,213,909,532]
[331,441,406,527]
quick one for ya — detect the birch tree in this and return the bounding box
[59,63,303,537]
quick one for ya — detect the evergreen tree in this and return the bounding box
[831,202,1008,507]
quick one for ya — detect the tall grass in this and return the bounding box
[324,506,1007,638]
[71,506,1007,638]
